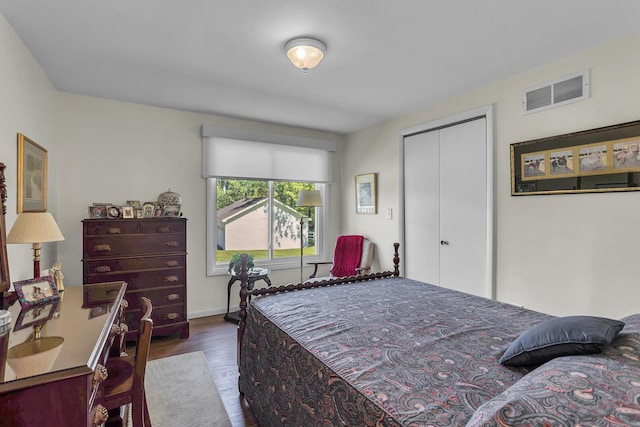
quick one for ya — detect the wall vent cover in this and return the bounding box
[522,70,589,114]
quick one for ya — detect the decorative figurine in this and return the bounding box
[49,262,64,292]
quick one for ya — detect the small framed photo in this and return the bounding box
[135,209,144,219]
[163,204,181,217]
[355,173,377,214]
[88,205,107,218]
[142,202,155,218]
[122,206,134,218]
[126,200,141,209]
[107,206,121,219]
[13,276,60,308]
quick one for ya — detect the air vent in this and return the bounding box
[522,70,589,114]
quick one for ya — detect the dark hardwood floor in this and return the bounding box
[146,315,258,427]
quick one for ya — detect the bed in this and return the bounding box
[235,247,640,426]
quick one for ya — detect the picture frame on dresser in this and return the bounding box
[13,276,60,308]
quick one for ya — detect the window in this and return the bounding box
[209,178,324,271]
[202,125,334,275]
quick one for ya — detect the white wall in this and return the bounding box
[344,32,640,319]
[55,94,342,318]
[0,13,59,283]
[0,11,343,318]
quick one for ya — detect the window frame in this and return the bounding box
[206,178,329,276]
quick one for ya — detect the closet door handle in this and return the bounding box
[440,240,449,246]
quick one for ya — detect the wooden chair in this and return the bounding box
[103,297,153,427]
[308,235,375,279]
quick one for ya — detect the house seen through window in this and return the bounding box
[214,178,320,267]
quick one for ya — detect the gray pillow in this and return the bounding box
[499,315,624,367]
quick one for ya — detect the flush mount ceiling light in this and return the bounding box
[284,37,326,72]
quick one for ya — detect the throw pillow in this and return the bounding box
[499,315,624,367]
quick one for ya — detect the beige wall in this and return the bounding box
[0,12,343,318]
[3,8,640,320]
[344,32,640,319]
[0,13,59,282]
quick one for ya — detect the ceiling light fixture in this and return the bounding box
[284,37,326,72]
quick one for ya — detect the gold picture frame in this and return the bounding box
[17,133,47,212]
[511,120,640,195]
[355,173,377,214]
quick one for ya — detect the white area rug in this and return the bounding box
[128,351,232,427]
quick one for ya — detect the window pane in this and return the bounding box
[215,179,269,265]
[273,182,317,259]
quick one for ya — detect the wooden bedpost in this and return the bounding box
[393,242,400,277]
[236,253,249,366]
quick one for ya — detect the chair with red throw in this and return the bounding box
[308,235,375,279]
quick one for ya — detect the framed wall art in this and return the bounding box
[17,133,47,212]
[511,119,640,195]
[355,173,377,214]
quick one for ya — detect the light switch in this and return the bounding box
[386,208,392,220]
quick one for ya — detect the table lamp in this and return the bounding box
[296,190,322,284]
[7,213,65,279]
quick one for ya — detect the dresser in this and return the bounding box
[82,218,189,340]
[0,282,127,426]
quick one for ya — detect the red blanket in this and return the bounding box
[330,235,364,277]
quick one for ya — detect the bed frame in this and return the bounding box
[236,242,401,362]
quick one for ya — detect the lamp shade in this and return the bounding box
[297,190,323,208]
[7,213,65,244]
[285,37,326,71]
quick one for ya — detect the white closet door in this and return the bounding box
[403,117,488,297]
[439,118,487,296]
[403,130,440,284]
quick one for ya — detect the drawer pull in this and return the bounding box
[167,293,180,301]
[165,275,179,282]
[120,300,129,310]
[166,312,179,320]
[165,241,179,248]
[93,405,109,426]
[157,226,171,233]
[93,364,108,389]
[107,227,121,234]
[94,244,111,252]
[95,265,111,273]
[165,260,180,267]
[119,322,129,334]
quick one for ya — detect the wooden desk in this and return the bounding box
[0,281,127,427]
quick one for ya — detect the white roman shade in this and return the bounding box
[202,125,334,183]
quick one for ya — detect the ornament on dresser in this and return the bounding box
[48,261,64,292]
[157,188,182,206]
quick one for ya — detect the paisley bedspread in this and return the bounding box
[238,277,552,426]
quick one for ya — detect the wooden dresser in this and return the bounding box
[82,218,189,340]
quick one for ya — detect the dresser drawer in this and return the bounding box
[83,220,139,236]
[125,286,186,310]
[125,303,186,329]
[85,269,185,290]
[139,220,186,235]
[83,234,186,258]
[83,254,186,275]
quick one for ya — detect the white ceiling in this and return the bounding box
[2,1,640,134]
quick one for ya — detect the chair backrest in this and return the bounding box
[360,238,375,271]
[134,297,153,394]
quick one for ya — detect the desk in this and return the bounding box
[0,282,127,427]
[224,269,271,324]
